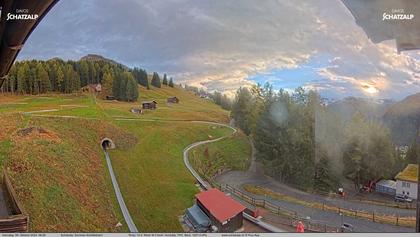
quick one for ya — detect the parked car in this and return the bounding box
[340,223,354,232]
[394,194,413,203]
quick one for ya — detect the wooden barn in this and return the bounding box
[142,101,157,110]
[195,188,246,232]
[167,96,179,103]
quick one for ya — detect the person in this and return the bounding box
[296,221,305,233]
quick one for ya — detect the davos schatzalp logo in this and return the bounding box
[6,9,38,21]
[382,9,414,21]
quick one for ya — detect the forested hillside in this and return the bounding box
[383,93,420,145]
[0,55,174,102]
[328,97,394,122]
[230,84,402,193]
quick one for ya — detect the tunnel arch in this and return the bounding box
[101,138,116,150]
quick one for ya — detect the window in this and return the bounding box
[402,181,411,188]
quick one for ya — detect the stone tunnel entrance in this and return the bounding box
[101,138,116,150]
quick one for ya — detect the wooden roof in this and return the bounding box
[142,100,157,104]
[196,188,246,223]
[395,164,418,183]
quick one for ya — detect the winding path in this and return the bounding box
[183,121,237,189]
[25,114,287,232]
[103,150,138,232]
[181,121,286,232]
[22,107,417,233]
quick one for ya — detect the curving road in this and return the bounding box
[215,142,415,233]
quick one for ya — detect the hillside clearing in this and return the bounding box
[109,120,232,231]
[189,131,252,182]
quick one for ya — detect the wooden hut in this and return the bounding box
[195,188,245,232]
[142,101,157,110]
[167,96,179,103]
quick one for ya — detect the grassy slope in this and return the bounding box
[98,86,229,122]
[1,115,136,232]
[189,131,252,182]
[109,121,231,231]
[0,85,234,232]
[0,94,97,115]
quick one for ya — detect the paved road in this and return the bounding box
[217,171,414,232]
[104,150,138,233]
[215,139,415,233]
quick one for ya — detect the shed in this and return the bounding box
[395,164,418,199]
[375,179,396,196]
[184,204,211,232]
[130,108,142,114]
[195,188,246,232]
[167,96,179,103]
[142,101,157,110]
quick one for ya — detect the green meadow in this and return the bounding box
[0,85,248,232]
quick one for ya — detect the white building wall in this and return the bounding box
[396,180,418,199]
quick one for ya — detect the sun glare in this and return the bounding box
[364,86,379,94]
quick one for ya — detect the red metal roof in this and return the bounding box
[195,188,246,223]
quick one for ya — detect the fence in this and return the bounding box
[216,182,417,229]
[0,169,29,232]
[316,200,415,227]
[215,183,339,232]
[352,196,416,210]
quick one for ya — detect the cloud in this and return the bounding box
[18,0,420,100]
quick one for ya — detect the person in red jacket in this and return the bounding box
[296,221,305,233]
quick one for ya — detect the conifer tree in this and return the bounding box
[125,72,139,102]
[102,71,113,98]
[168,77,174,87]
[151,72,161,88]
[162,74,168,85]
[56,66,64,93]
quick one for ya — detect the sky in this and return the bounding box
[18,0,420,100]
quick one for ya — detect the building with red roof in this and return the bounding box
[195,188,246,232]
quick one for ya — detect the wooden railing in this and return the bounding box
[212,182,339,232]
[0,169,28,232]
